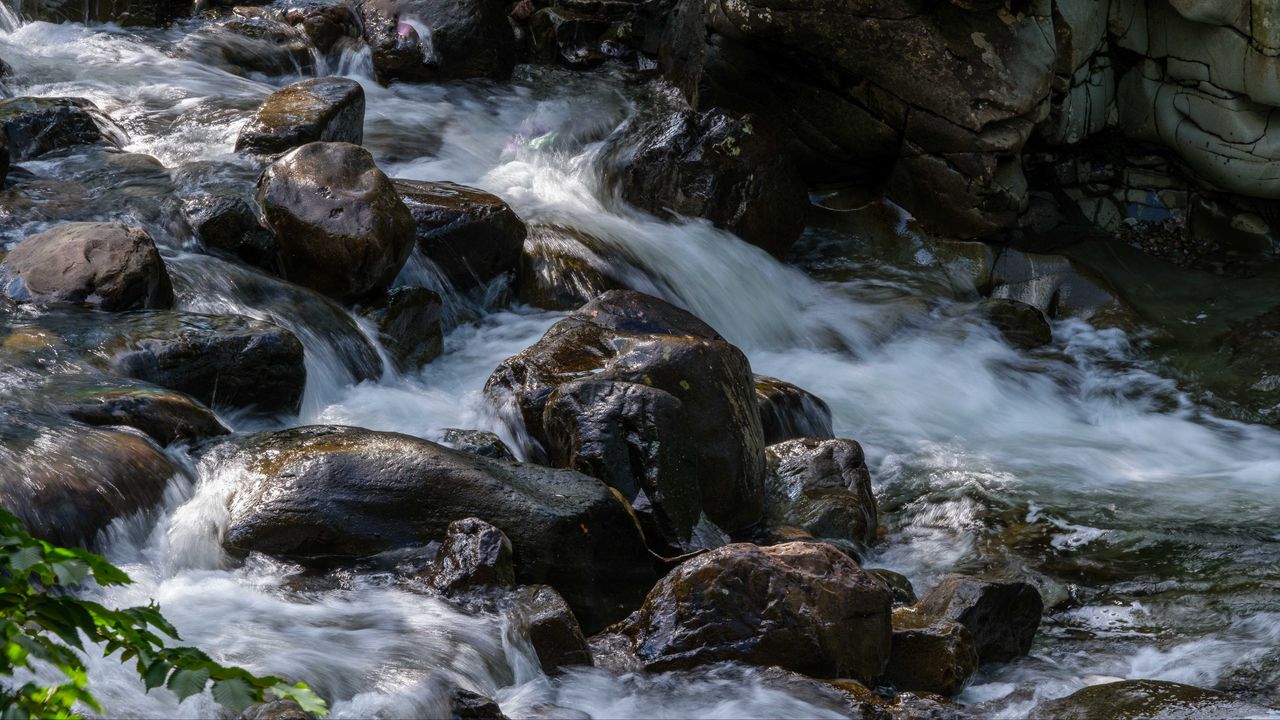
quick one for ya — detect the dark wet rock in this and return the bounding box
[511,584,593,673]
[449,689,508,720]
[13,0,191,26]
[542,379,699,553]
[612,541,892,680]
[528,8,611,68]
[1030,680,1273,720]
[516,224,622,311]
[360,0,517,82]
[48,377,228,446]
[240,699,314,720]
[0,418,176,548]
[165,254,383,383]
[425,517,516,593]
[284,3,360,54]
[602,105,808,257]
[0,223,173,311]
[184,18,314,76]
[869,568,918,607]
[882,607,978,697]
[486,290,766,537]
[987,248,1127,322]
[257,142,415,303]
[222,426,656,631]
[1214,305,1280,426]
[441,428,517,461]
[181,194,279,270]
[236,77,365,155]
[0,96,124,162]
[393,179,527,292]
[983,298,1052,350]
[358,285,443,372]
[763,437,877,552]
[647,0,1052,239]
[917,574,1043,663]
[754,375,834,445]
[101,312,305,415]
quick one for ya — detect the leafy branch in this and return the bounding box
[0,509,326,719]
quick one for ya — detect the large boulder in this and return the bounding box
[182,18,315,76]
[221,426,656,631]
[1031,680,1274,720]
[393,179,527,292]
[0,97,125,161]
[646,0,1054,239]
[754,376,834,445]
[0,417,177,547]
[256,142,415,302]
[763,437,878,552]
[236,77,366,155]
[0,223,174,311]
[515,224,623,311]
[602,106,808,257]
[485,290,766,539]
[917,574,1043,663]
[100,312,306,415]
[611,542,892,680]
[359,0,518,82]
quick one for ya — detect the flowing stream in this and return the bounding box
[2,9,1279,719]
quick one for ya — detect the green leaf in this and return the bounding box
[142,658,172,691]
[210,678,258,714]
[273,682,329,717]
[166,666,211,702]
[7,546,43,573]
[50,559,89,587]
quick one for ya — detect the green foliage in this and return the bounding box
[0,509,327,719]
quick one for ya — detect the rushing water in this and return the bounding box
[2,7,1280,719]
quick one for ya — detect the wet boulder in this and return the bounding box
[881,607,978,697]
[221,425,656,631]
[754,375,834,444]
[486,289,766,538]
[982,298,1052,350]
[516,224,622,310]
[612,542,893,680]
[917,574,1043,663]
[0,417,177,548]
[510,584,593,673]
[181,194,279,271]
[236,77,365,155]
[424,517,516,594]
[527,8,611,68]
[284,3,361,54]
[449,689,508,720]
[393,179,527,292]
[441,428,517,461]
[358,285,443,372]
[602,106,808,257]
[101,312,306,415]
[0,96,125,162]
[360,0,517,82]
[0,222,174,311]
[183,18,314,76]
[869,568,918,607]
[763,437,878,552]
[257,142,415,302]
[47,377,228,446]
[1031,680,1273,720]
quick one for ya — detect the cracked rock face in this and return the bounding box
[647,0,1280,258]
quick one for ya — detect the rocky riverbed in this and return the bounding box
[1,0,1279,717]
